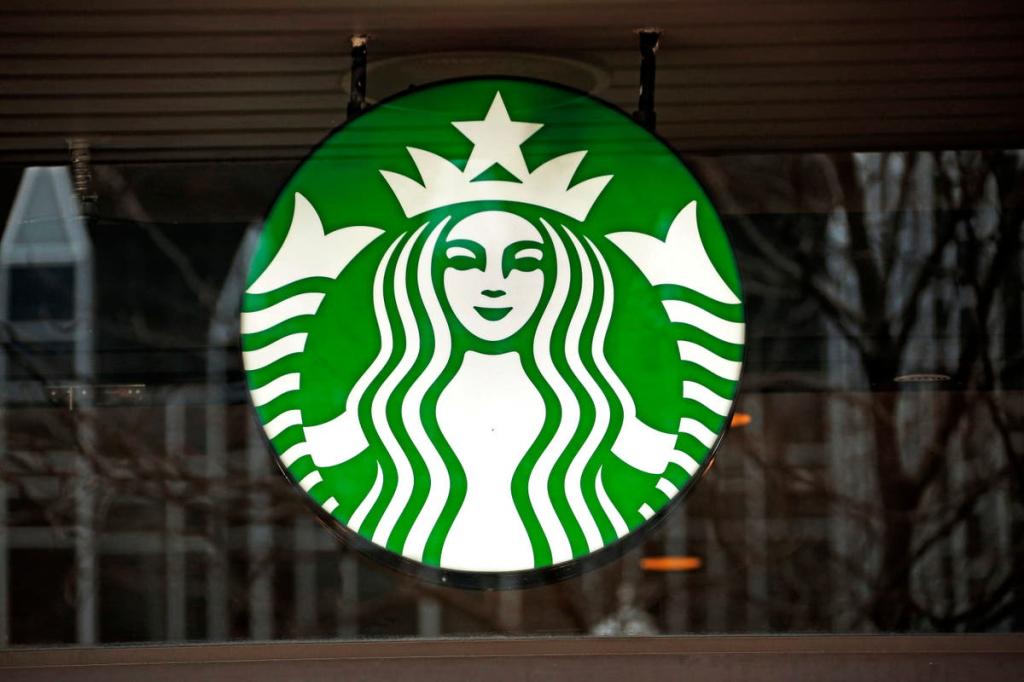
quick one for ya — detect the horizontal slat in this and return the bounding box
[1,114,342,134]
[4,129,1022,164]
[2,30,1024,57]
[0,132,326,151]
[0,74,342,96]
[2,83,1019,118]
[4,62,1023,98]
[0,55,341,76]
[612,60,1024,87]
[655,116,1024,138]
[608,81,1024,104]
[3,53,1022,85]
[3,0,1018,12]
[0,93,346,115]
[597,41,1024,67]
[1,0,1022,25]
[3,12,1023,43]
[3,113,1020,150]
[1,111,1020,157]
[3,95,1021,134]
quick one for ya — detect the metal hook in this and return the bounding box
[348,35,369,120]
[633,29,661,132]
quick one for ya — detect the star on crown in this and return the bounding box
[380,92,612,222]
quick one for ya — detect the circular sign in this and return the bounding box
[242,78,744,583]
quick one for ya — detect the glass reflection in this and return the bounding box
[0,150,1021,644]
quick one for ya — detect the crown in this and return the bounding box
[380,92,612,222]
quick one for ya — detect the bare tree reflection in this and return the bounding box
[1,152,1021,643]
[701,150,1024,632]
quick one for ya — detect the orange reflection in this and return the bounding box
[640,555,703,572]
[730,412,751,428]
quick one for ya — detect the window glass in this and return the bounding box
[8,266,74,322]
[1,149,1022,644]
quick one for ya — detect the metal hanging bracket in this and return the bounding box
[347,35,369,120]
[633,29,661,132]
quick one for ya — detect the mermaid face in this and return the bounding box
[442,210,546,342]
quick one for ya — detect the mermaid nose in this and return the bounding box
[482,289,505,298]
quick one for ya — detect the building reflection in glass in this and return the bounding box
[0,151,1021,644]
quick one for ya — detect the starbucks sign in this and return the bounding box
[242,78,744,582]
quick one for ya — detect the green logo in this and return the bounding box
[242,79,744,576]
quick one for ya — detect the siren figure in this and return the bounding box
[242,90,741,573]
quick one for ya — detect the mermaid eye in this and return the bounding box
[446,245,474,259]
[445,242,484,270]
[512,255,542,272]
[505,243,544,274]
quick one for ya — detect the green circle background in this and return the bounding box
[242,78,744,575]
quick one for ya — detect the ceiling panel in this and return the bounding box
[1,0,1022,163]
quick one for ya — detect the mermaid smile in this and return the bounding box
[474,305,513,321]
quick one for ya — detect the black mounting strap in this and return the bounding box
[347,35,369,121]
[633,29,661,132]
